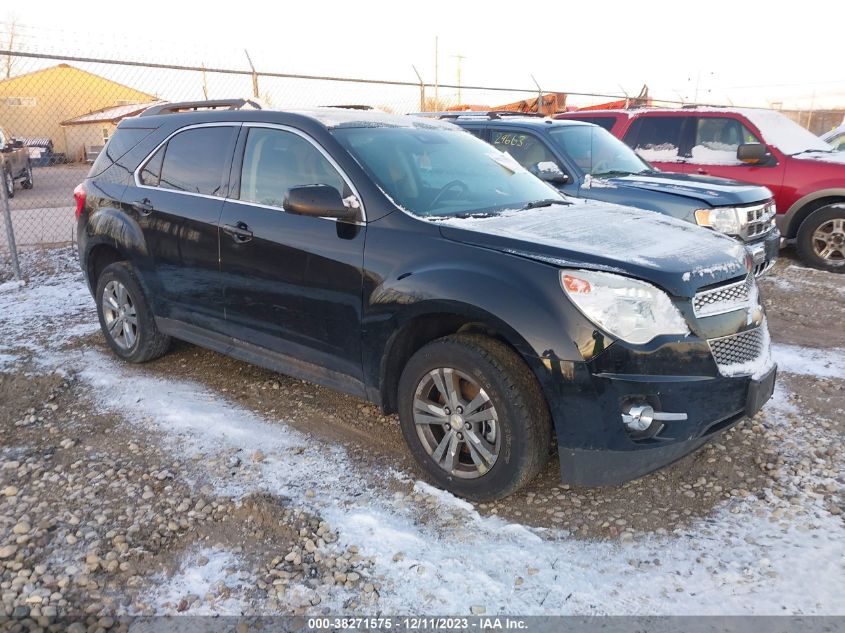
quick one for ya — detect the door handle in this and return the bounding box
[222,222,253,243]
[696,168,709,175]
[132,198,154,216]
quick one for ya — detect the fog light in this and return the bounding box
[622,404,655,432]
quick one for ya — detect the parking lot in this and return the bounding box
[1,165,88,248]
[0,246,842,618]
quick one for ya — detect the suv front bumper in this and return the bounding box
[745,227,780,277]
[529,337,776,486]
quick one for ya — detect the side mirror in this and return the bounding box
[737,143,770,165]
[11,140,24,149]
[284,185,359,221]
[532,161,570,184]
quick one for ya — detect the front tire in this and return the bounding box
[796,204,845,272]
[397,333,551,501]
[95,262,171,363]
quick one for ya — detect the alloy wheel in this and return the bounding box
[101,280,138,350]
[812,218,845,261]
[412,367,500,479]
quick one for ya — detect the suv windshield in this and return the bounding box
[549,125,652,177]
[331,127,564,218]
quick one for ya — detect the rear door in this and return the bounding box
[129,123,238,329]
[218,124,366,384]
[622,114,692,174]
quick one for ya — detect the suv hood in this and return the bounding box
[589,172,771,206]
[437,200,749,297]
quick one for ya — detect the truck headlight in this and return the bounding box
[561,270,690,345]
[694,207,744,235]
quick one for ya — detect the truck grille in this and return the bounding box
[708,326,769,376]
[740,201,776,241]
[693,275,755,317]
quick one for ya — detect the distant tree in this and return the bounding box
[2,15,18,79]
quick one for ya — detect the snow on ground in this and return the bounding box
[772,344,845,379]
[2,260,843,615]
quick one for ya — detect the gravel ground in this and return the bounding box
[0,247,842,624]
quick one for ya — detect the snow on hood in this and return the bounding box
[436,201,748,295]
[792,149,845,164]
[738,108,832,155]
[606,173,770,205]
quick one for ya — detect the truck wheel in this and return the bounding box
[21,162,33,190]
[796,204,845,272]
[397,333,551,501]
[3,169,13,199]
[95,262,171,363]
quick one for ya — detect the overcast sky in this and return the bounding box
[4,0,843,110]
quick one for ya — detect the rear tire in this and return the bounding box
[21,162,33,190]
[397,333,551,501]
[796,204,845,272]
[95,262,171,363]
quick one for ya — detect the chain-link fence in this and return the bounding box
[1,39,840,279]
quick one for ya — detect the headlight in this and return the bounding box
[560,270,689,345]
[694,207,744,235]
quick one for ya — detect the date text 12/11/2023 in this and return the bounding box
[307,617,529,630]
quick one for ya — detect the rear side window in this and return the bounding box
[239,127,347,208]
[691,117,759,164]
[151,126,236,196]
[490,130,557,171]
[139,145,165,186]
[625,116,685,162]
[90,127,154,177]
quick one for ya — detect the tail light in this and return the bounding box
[73,183,86,219]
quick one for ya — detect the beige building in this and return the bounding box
[0,64,156,158]
[61,101,164,163]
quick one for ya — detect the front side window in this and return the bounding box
[625,116,685,162]
[828,133,845,152]
[549,125,651,177]
[691,117,759,164]
[490,130,558,173]
[156,126,236,196]
[331,126,564,218]
[239,128,347,208]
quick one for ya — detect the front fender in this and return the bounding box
[781,187,845,237]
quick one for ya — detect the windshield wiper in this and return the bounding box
[792,148,833,156]
[521,198,569,210]
[591,170,634,178]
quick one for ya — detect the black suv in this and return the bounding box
[431,113,780,277]
[76,100,776,500]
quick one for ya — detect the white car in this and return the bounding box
[821,123,845,151]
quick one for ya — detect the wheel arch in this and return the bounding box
[377,301,544,415]
[781,190,845,238]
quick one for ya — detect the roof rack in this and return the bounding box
[321,104,374,110]
[414,110,547,121]
[139,98,264,117]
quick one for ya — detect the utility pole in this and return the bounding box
[434,36,439,110]
[452,54,466,106]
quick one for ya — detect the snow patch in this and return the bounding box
[772,344,845,379]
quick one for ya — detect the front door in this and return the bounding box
[129,124,238,329]
[218,124,366,384]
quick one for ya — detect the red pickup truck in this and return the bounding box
[1,126,34,199]
[555,108,845,272]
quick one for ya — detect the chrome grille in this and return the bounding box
[693,275,755,317]
[740,201,776,241]
[708,327,768,375]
